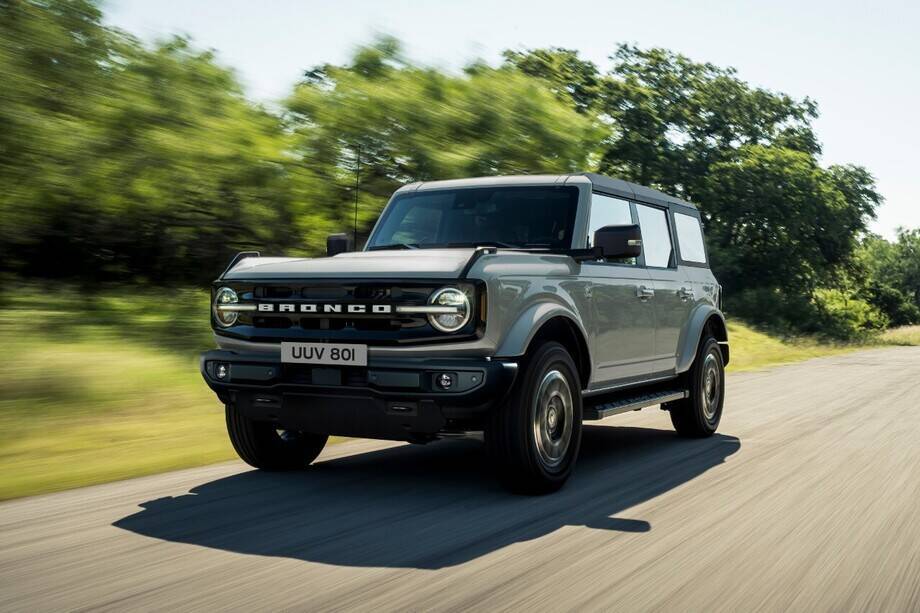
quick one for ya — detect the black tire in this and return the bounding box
[485,341,583,494]
[668,336,724,437]
[226,404,328,470]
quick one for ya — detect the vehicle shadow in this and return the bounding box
[114,426,740,569]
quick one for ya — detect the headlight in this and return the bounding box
[428,287,471,333]
[213,287,240,327]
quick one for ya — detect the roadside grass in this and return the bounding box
[726,321,861,371]
[0,287,233,500]
[879,325,920,346]
[0,284,917,500]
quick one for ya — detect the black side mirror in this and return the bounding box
[326,233,352,257]
[594,224,642,259]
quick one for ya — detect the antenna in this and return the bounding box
[353,145,360,249]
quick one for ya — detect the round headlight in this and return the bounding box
[428,287,471,333]
[213,287,240,327]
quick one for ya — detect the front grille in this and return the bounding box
[214,280,483,345]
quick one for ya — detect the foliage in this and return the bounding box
[0,1,913,340]
[0,1,296,283]
[855,230,920,326]
[285,37,600,248]
[505,44,887,338]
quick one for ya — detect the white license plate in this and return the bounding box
[281,342,368,366]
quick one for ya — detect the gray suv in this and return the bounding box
[201,173,728,493]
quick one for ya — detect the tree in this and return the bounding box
[505,44,884,336]
[1,1,298,282]
[856,230,920,326]
[285,38,601,249]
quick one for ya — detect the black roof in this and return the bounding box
[576,173,697,211]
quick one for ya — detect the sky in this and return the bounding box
[104,0,919,238]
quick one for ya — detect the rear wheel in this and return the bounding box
[485,341,583,494]
[668,336,724,437]
[226,404,328,470]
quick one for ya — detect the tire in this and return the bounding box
[485,341,583,494]
[226,404,328,470]
[668,336,724,437]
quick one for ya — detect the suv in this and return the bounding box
[201,173,728,493]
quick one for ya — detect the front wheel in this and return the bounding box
[667,336,725,437]
[226,404,328,470]
[485,341,583,494]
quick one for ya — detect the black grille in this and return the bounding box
[216,280,483,345]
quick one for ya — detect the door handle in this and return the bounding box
[637,286,655,300]
[678,287,695,301]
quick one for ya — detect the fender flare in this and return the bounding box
[676,306,729,373]
[495,302,591,363]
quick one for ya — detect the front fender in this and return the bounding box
[495,301,590,360]
[676,306,728,373]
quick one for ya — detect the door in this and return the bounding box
[673,209,718,329]
[582,193,657,388]
[635,203,692,372]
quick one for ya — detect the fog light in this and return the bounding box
[216,363,228,380]
[437,373,454,389]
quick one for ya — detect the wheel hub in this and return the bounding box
[532,370,573,469]
[701,353,721,420]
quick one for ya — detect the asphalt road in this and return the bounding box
[2,347,919,612]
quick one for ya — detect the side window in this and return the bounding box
[674,212,707,264]
[588,193,636,265]
[635,204,674,268]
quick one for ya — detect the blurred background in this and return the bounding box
[1,0,918,500]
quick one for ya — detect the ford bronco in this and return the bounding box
[201,173,728,493]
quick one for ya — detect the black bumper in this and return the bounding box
[200,350,518,441]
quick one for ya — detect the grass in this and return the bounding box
[879,325,920,346]
[0,284,917,500]
[0,287,233,500]
[725,321,862,371]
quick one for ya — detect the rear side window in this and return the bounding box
[674,212,707,264]
[636,204,674,268]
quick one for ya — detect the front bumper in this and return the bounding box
[200,350,518,441]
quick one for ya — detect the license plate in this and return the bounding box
[281,342,368,366]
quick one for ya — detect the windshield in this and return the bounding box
[367,186,579,250]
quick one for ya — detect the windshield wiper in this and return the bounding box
[367,243,419,251]
[445,241,518,249]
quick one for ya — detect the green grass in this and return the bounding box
[0,287,234,500]
[726,321,861,371]
[0,285,917,500]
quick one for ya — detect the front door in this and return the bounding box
[582,193,657,388]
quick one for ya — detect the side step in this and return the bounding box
[584,389,688,421]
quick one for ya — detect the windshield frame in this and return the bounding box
[365,185,581,252]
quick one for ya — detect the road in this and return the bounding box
[1,347,919,612]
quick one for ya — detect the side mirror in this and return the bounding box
[326,233,352,257]
[594,224,642,259]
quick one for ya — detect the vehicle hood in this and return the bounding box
[222,249,477,280]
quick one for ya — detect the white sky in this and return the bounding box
[105,0,919,238]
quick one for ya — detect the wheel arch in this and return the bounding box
[496,304,591,390]
[677,307,729,373]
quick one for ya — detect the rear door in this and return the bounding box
[635,203,691,372]
[581,193,657,387]
[672,208,718,316]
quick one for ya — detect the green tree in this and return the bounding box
[1,0,298,282]
[505,44,883,336]
[285,38,601,249]
[856,230,920,326]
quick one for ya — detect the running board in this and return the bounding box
[584,389,688,420]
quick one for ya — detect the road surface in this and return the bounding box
[2,347,919,612]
